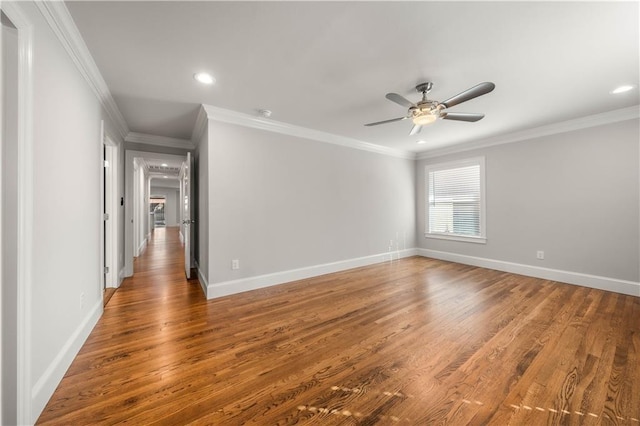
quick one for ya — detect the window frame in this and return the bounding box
[424,156,487,244]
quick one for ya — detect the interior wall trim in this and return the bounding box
[195,260,208,297]
[125,132,195,150]
[30,299,102,421]
[417,106,640,160]
[201,104,417,160]
[118,267,125,288]
[34,1,129,140]
[417,248,640,297]
[2,2,35,423]
[205,247,639,302]
[191,106,208,146]
[205,249,419,300]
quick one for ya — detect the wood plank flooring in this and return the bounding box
[37,227,640,425]
[103,287,116,307]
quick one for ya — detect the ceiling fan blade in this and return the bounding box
[385,93,415,108]
[409,124,422,135]
[441,82,495,109]
[364,116,408,126]
[440,112,485,122]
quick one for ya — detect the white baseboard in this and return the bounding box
[207,248,639,300]
[206,249,418,300]
[136,237,147,257]
[417,248,640,297]
[105,271,119,289]
[31,298,102,421]
[195,260,208,297]
[118,267,125,287]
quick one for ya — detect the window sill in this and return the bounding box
[424,233,487,244]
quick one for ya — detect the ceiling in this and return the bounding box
[66,1,639,154]
[144,157,183,178]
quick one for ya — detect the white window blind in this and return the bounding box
[425,157,486,243]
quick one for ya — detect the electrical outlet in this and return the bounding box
[536,251,545,260]
[231,259,240,270]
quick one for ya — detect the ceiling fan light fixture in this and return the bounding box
[364,81,494,132]
[412,113,437,126]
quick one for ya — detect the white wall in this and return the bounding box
[205,120,416,295]
[30,0,104,415]
[1,12,19,425]
[417,118,640,290]
[1,1,126,422]
[195,124,209,288]
[150,183,179,226]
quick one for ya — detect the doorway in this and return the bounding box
[150,195,166,228]
[124,151,188,278]
[102,134,119,308]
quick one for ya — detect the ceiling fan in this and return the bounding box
[365,81,495,135]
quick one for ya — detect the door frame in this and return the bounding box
[101,129,119,289]
[1,2,34,423]
[179,152,194,278]
[124,150,187,277]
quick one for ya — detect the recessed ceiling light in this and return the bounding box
[610,85,634,94]
[161,163,168,167]
[417,140,428,144]
[163,176,168,178]
[194,72,215,85]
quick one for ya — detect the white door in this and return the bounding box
[103,142,119,288]
[103,145,112,290]
[180,152,194,278]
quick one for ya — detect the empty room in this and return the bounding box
[1,1,638,425]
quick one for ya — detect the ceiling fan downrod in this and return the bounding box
[416,82,433,98]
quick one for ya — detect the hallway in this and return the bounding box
[37,227,206,424]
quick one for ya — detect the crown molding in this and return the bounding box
[417,105,640,160]
[125,132,195,150]
[191,105,209,146]
[34,1,129,140]
[202,104,417,160]
[137,157,149,173]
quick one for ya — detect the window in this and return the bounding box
[425,157,486,243]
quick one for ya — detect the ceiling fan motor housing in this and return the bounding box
[416,82,433,94]
[412,100,441,118]
[412,82,441,122]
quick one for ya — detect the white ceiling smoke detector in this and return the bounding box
[258,109,272,118]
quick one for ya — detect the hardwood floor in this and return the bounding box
[103,287,117,307]
[37,227,640,425]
